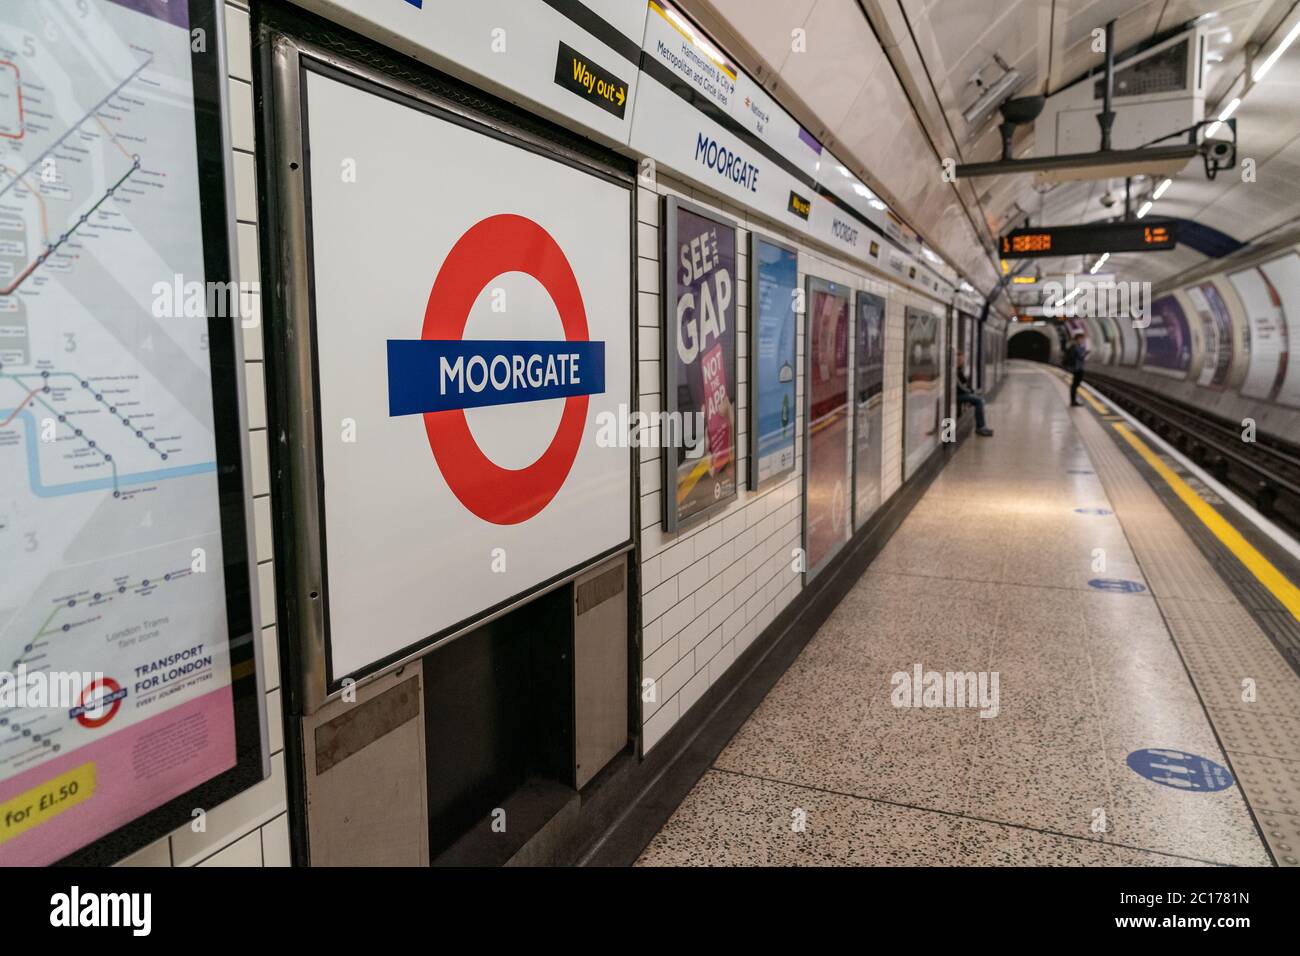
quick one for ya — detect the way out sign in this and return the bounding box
[1126,748,1234,792]
[302,69,631,681]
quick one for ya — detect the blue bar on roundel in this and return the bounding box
[386,339,606,416]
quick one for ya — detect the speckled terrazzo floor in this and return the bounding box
[637,364,1273,867]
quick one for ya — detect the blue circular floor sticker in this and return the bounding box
[1127,749,1234,792]
[1074,507,1113,515]
[1089,578,1147,593]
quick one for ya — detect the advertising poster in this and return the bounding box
[305,67,632,679]
[1228,267,1287,402]
[1258,254,1300,407]
[749,235,798,489]
[664,198,738,530]
[904,307,943,479]
[804,277,851,575]
[0,0,263,865]
[1142,295,1193,375]
[1186,283,1234,388]
[853,292,886,529]
[1116,311,1141,366]
[1094,315,1120,365]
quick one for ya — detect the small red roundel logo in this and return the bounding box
[420,215,591,525]
[76,677,124,729]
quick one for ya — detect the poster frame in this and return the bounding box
[851,289,887,531]
[262,34,637,713]
[747,231,800,492]
[14,0,270,866]
[801,274,853,582]
[661,194,740,533]
[902,305,943,482]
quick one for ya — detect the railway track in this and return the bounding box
[1086,374,1300,535]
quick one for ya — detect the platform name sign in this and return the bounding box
[303,69,631,681]
[664,198,738,531]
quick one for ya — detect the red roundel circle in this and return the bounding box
[77,677,122,729]
[421,214,590,525]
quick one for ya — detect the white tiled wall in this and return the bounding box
[109,0,958,861]
[638,170,949,753]
[115,0,291,868]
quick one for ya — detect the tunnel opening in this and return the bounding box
[1007,329,1053,363]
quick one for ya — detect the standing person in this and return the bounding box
[1064,331,1088,407]
[956,352,993,436]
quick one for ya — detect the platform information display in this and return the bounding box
[903,307,943,479]
[663,197,737,530]
[0,0,262,865]
[304,67,632,681]
[804,277,851,576]
[853,291,885,529]
[748,235,797,489]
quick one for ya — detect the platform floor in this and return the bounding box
[637,362,1300,866]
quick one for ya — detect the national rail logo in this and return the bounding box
[386,215,606,526]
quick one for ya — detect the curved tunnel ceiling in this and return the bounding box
[683,0,1300,308]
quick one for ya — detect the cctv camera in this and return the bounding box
[1200,138,1236,179]
[1205,139,1233,162]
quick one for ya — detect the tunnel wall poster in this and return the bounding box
[853,291,886,529]
[0,0,267,866]
[904,306,943,480]
[1186,282,1234,389]
[1116,308,1142,366]
[301,65,632,681]
[748,234,798,490]
[663,197,738,531]
[1257,253,1300,408]
[1142,295,1193,376]
[1229,266,1288,403]
[803,277,852,577]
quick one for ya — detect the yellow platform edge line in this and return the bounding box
[1078,384,1109,414]
[1111,421,1300,622]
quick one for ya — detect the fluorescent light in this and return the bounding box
[664,9,729,68]
[837,165,852,177]
[1152,178,1172,200]
[1137,200,1153,218]
[1090,252,1109,274]
[1204,95,1242,140]
[1254,20,1300,81]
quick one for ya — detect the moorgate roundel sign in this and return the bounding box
[386,214,606,524]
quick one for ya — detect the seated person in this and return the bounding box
[956,352,993,437]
